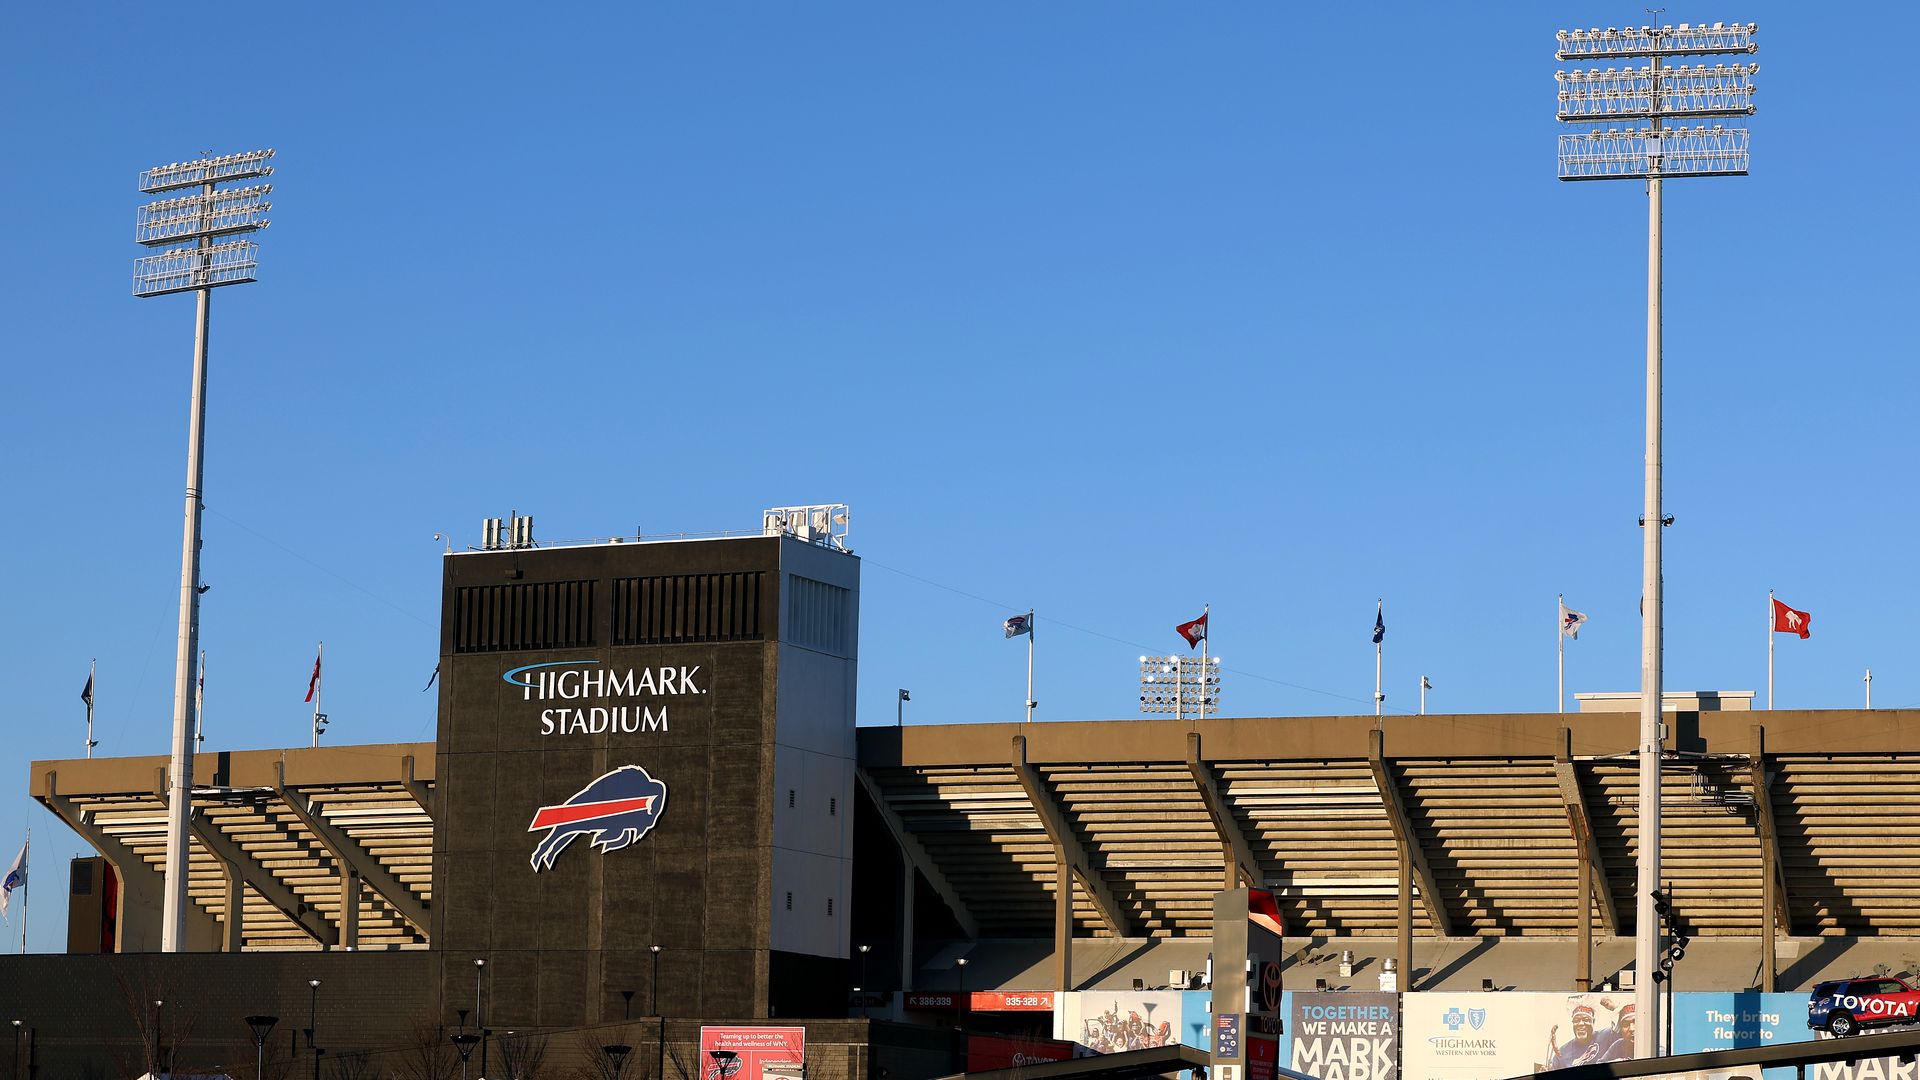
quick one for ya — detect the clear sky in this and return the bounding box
[2,4,1913,952]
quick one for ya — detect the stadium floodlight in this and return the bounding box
[136,149,277,954]
[1555,23,1757,1059]
[1138,655,1221,720]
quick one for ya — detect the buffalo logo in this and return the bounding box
[528,765,667,871]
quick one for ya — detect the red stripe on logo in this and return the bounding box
[528,796,655,831]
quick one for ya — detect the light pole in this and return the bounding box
[10,1019,20,1080]
[134,150,275,952]
[307,979,320,1080]
[451,1033,480,1080]
[857,944,871,1017]
[245,1015,278,1080]
[1555,19,1758,1058]
[605,1043,634,1080]
[474,958,488,1079]
[651,944,666,1080]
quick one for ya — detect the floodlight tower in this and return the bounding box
[133,149,276,952]
[1137,656,1221,720]
[1554,22,1756,1057]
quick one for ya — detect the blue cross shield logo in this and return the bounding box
[1468,1009,1487,1030]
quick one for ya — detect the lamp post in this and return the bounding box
[307,979,321,1080]
[10,1019,20,1080]
[604,1043,634,1080]
[652,944,666,1080]
[451,1033,480,1080]
[153,1000,166,1079]
[621,991,635,1022]
[245,1015,279,1080]
[857,944,871,1017]
[708,1050,736,1080]
[133,149,275,952]
[474,958,488,1080]
[1554,19,1758,1057]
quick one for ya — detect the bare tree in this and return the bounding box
[392,1020,458,1080]
[494,1031,551,1080]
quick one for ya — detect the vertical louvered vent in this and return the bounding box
[454,580,596,653]
[786,576,851,654]
[612,572,765,645]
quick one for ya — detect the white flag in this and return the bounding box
[1560,600,1588,640]
[1,835,26,920]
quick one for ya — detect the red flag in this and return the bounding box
[1772,598,1811,639]
[304,646,323,701]
[1175,611,1208,649]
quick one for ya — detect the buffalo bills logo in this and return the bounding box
[528,765,668,871]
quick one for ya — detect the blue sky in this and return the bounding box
[2,4,1913,951]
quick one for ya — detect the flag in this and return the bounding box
[1772,598,1811,639]
[305,646,323,702]
[1003,614,1032,638]
[1372,601,1385,645]
[898,689,910,702]
[1560,600,1588,639]
[80,671,93,709]
[196,651,205,714]
[1175,611,1208,649]
[0,835,25,920]
[423,663,440,692]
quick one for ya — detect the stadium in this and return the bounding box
[4,518,1919,1080]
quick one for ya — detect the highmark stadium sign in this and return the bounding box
[503,660,706,735]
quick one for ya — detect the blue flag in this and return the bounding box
[1372,602,1385,645]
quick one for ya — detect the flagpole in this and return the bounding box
[86,658,95,760]
[1374,599,1384,718]
[18,827,27,955]
[1199,604,1209,722]
[195,649,205,747]
[1558,595,1566,714]
[1767,590,1774,711]
[312,641,324,748]
[1025,610,1035,724]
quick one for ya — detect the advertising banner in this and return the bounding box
[968,1035,1075,1071]
[698,1027,806,1080]
[1404,993,1635,1080]
[1671,992,1806,1080]
[1065,991,1184,1055]
[1291,992,1398,1080]
[973,991,1055,1012]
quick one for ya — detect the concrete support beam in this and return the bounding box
[1368,729,1455,937]
[42,774,220,952]
[1555,729,1622,935]
[276,761,430,936]
[340,868,362,949]
[1752,725,1791,991]
[401,754,435,818]
[1185,733,1262,889]
[1055,851,1073,992]
[186,811,338,947]
[221,861,245,953]
[855,769,981,940]
[1012,735,1130,937]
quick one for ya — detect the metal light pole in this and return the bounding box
[604,1044,634,1080]
[451,1033,480,1080]
[10,1019,20,1080]
[1555,21,1758,1057]
[307,979,320,1080]
[134,149,275,952]
[651,944,665,1080]
[245,1015,278,1080]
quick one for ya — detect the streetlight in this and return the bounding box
[135,149,276,953]
[955,957,969,1029]
[857,944,872,1017]
[1137,656,1221,720]
[604,1043,634,1080]
[10,1019,20,1080]
[307,979,321,1080]
[244,1016,278,1080]
[649,944,662,1015]
[621,990,635,1022]
[153,1001,166,1078]
[1554,19,1759,1059]
[451,1032,481,1080]
[474,958,488,1080]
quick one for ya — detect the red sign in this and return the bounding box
[1246,1034,1278,1080]
[967,1035,1074,1071]
[698,1027,806,1080]
[971,991,1055,1012]
[905,992,963,1011]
